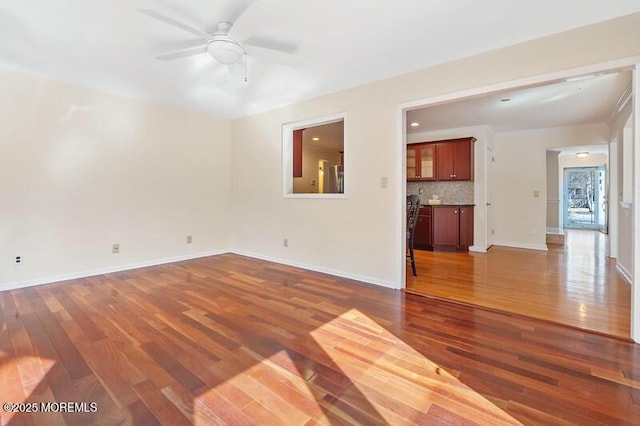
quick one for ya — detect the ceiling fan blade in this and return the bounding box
[245,45,299,67]
[227,0,274,42]
[137,8,212,40]
[245,36,297,54]
[156,46,207,61]
[163,39,210,51]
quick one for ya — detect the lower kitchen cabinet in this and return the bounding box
[431,206,474,251]
[458,206,474,247]
[414,207,432,249]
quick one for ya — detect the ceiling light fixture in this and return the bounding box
[312,137,320,141]
[410,122,420,127]
[576,151,589,158]
[207,37,245,65]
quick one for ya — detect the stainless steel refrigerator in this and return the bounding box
[319,160,344,194]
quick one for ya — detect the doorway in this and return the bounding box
[563,166,606,231]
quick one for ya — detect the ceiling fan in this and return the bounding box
[138,0,297,82]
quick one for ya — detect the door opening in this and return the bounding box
[563,166,606,230]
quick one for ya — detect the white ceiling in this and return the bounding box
[1,1,639,119]
[406,71,632,133]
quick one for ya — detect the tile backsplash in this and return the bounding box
[408,181,474,205]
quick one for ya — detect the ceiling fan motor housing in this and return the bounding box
[207,22,245,65]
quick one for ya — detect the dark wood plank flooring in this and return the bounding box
[1,254,639,425]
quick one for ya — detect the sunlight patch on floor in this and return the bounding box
[0,356,56,425]
[197,348,327,424]
[310,308,522,424]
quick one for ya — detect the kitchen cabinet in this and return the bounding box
[432,206,473,251]
[458,206,474,247]
[407,143,436,181]
[436,138,474,181]
[413,206,432,249]
[407,137,474,182]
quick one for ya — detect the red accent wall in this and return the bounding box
[293,129,303,178]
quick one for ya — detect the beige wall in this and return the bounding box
[492,124,609,249]
[0,68,232,289]
[231,13,640,286]
[546,151,560,228]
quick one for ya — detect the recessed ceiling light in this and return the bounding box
[312,137,320,141]
[500,98,511,102]
[410,122,420,127]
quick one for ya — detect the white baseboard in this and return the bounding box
[232,249,400,290]
[616,263,633,285]
[469,245,487,253]
[491,241,549,251]
[2,249,400,293]
[0,250,229,292]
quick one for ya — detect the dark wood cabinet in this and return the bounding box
[431,206,474,251]
[436,138,474,181]
[459,206,474,247]
[407,144,436,181]
[407,137,474,182]
[414,207,432,249]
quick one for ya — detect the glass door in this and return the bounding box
[563,167,600,229]
[597,165,607,233]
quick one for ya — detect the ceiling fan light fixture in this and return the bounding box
[207,38,245,65]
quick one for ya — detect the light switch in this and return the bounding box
[380,176,388,189]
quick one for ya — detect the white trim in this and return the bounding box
[283,193,347,200]
[283,113,345,131]
[617,263,633,285]
[0,250,229,292]
[621,202,633,209]
[491,242,549,251]
[398,104,408,288]
[469,245,487,253]
[609,138,619,259]
[282,112,347,197]
[631,64,640,343]
[232,249,400,290]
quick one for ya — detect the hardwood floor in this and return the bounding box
[407,229,631,339]
[1,253,639,425]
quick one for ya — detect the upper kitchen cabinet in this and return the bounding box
[407,143,435,181]
[435,137,475,181]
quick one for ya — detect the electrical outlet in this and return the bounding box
[15,256,22,264]
[187,235,192,244]
[112,243,120,254]
[283,238,288,248]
